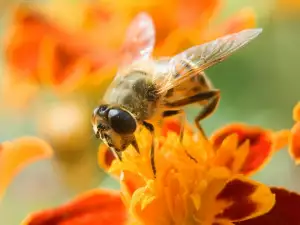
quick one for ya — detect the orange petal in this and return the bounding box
[235,187,300,225]
[214,176,275,222]
[5,5,66,78]
[211,124,273,175]
[21,189,128,225]
[121,171,146,199]
[177,0,220,28]
[5,5,117,89]
[272,129,291,151]
[293,102,300,122]
[129,183,170,225]
[0,137,53,199]
[289,122,300,164]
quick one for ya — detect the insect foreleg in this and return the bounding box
[130,136,140,154]
[142,121,156,178]
[162,109,185,142]
[109,147,123,161]
[162,109,198,163]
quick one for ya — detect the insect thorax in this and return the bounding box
[105,70,160,122]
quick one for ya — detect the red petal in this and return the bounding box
[22,190,128,225]
[211,124,273,175]
[161,118,182,137]
[98,144,116,171]
[289,122,300,163]
[216,178,267,221]
[161,118,193,137]
[235,187,300,225]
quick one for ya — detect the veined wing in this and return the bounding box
[156,28,263,94]
[119,12,155,70]
[103,12,156,102]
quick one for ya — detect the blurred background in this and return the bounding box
[0,0,299,224]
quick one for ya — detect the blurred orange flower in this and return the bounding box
[21,189,128,225]
[0,137,53,199]
[3,0,256,109]
[275,0,300,15]
[289,102,300,164]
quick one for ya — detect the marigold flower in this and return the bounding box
[108,124,276,225]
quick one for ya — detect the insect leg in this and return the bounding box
[165,89,220,138]
[109,147,123,161]
[162,110,198,162]
[142,121,156,178]
[195,91,220,138]
[131,136,140,154]
[164,90,219,107]
[162,110,184,141]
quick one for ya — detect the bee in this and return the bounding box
[92,12,262,176]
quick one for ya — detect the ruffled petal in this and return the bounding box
[214,176,275,222]
[0,137,53,199]
[211,123,274,175]
[21,189,128,225]
[235,187,300,225]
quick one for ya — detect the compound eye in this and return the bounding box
[108,108,137,134]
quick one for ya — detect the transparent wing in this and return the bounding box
[119,12,155,68]
[156,28,263,94]
[103,12,156,102]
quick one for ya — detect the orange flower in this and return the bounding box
[289,102,300,163]
[0,137,53,199]
[107,123,276,225]
[18,119,299,225]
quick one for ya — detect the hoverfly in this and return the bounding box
[92,12,262,177]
